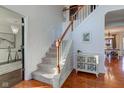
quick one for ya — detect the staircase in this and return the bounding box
[32,42,61,85]
[32,5,98,88]
[32,40,72,87]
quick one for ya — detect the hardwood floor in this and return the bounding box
[14,57,124,88]
[14,80,52,88]
[0,69,22,88]
[62,57,124,88]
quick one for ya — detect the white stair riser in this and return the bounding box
[46,53,56,57]
[42,61,56,64]
[37,63,56,68]
[32,73,52,84]
[49,48,56,53]
[42,58,56,63]
[37,68,56,73]
[37,65,57,73]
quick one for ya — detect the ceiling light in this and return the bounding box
[11,25,19,34]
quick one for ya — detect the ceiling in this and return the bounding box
[0,7,22,25]
[105,9,124,34]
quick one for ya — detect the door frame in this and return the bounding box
[23,16,28,80]
[0,6,29,81]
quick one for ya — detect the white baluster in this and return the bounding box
[84,6,86,20]
[87,5,89,16]
[80,7,83,22]
[79,9,81,24]
[83,6,85,20]
[88,5,90,15]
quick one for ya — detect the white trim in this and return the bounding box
[24,16,29,80]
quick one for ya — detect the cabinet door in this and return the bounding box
[77,56,86,63]
[77,63,86,69]
[87,64,96,71]
[87,56,97,64]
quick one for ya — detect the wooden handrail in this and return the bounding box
[63,5,83,12]
[56,5,97,73]
[59,21,73,44]
[71,6,83,19]
[56,6,83,74]
[59,6,83,44]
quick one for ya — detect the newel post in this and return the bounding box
[56,39,61,73]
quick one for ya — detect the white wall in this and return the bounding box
[72,5,124,73]
[4,5,64,80]
[4,5,124,79]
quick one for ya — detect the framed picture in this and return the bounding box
[82,32,91,42]
[0,32,16,49]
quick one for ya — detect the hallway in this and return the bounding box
[14,57,124,88]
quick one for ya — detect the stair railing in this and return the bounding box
[56,5,98,73]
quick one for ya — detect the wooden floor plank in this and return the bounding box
[14,80,52,88]
[14,57,124,88]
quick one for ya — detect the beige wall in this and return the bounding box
[116,32,124,56]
